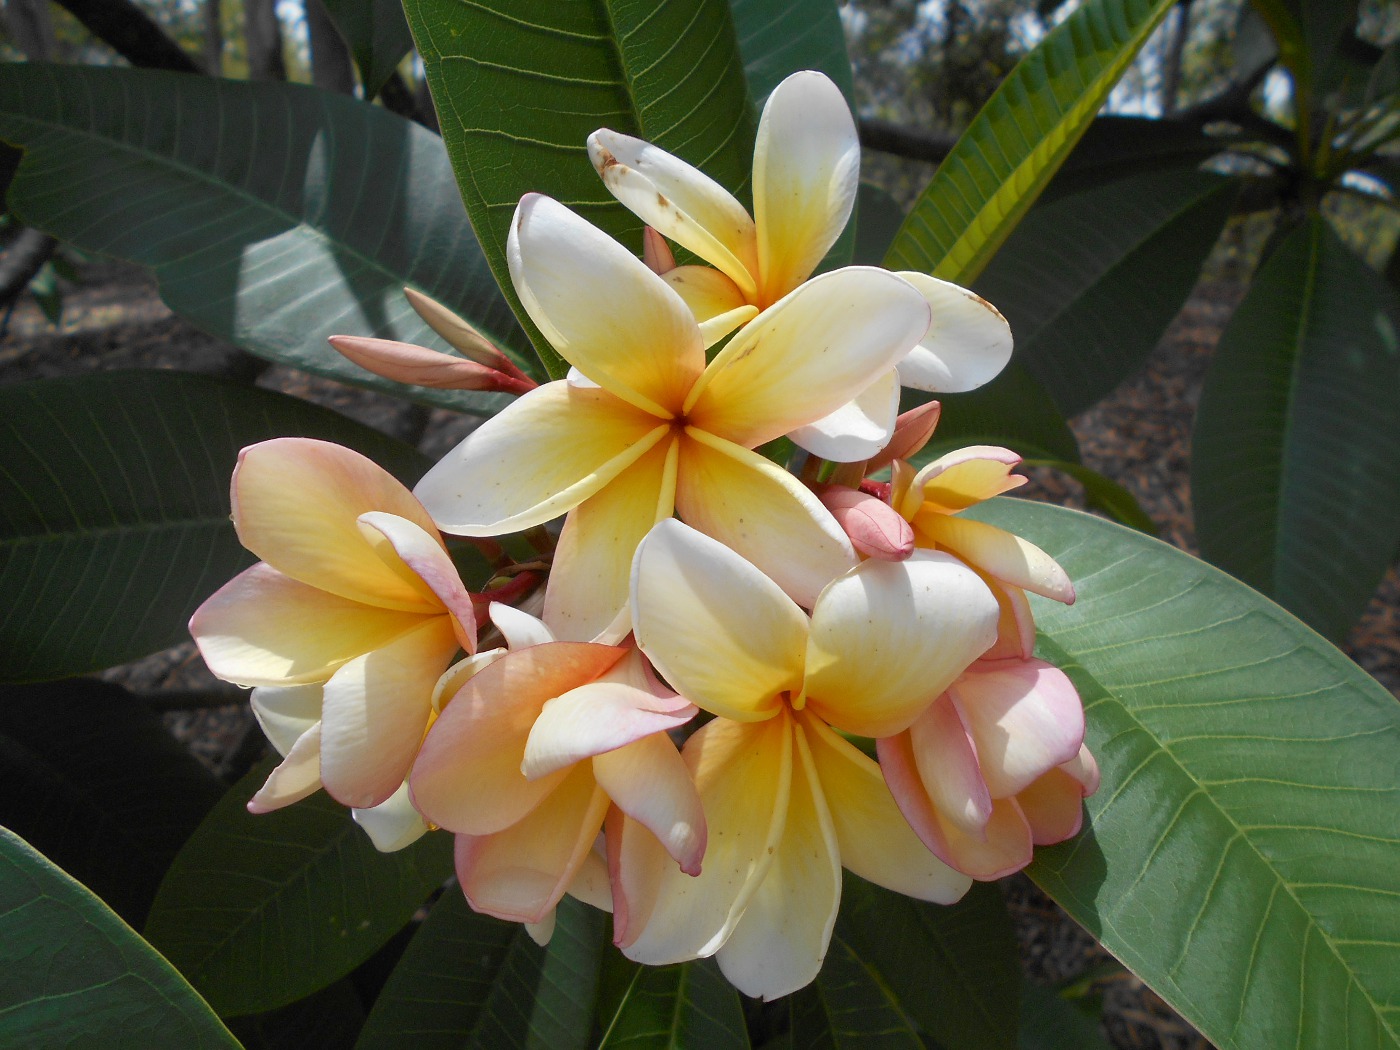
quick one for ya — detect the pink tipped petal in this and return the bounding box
[1017,766,1090,845]
[630,518,805,722]
[922,515,1075,603]
[685,268,929,449]
[787,368,900,463]
[642,226,677,274]
[803,715,971,904]
[613,717,791,962]
[866,401,942,475]
[892,273,1013,393]
[402,287,529,379]
[569,848,614,912]
[588,131,759,301]
[753,71,860,302]
[430,648,508,713]
[351,782,429,852]
[328,335,532,395]
[675,431,857,607]
[488,602,555,649]
[247,721,323,813]
[455,766,611,924]
[319,617,458,809]
[507,194,704,415]
[1062,743,1101,796]
[523,681,696,778]
[250,683,323,757]
[359,512,476,653]
[594,733,706,876]
[910,446,1025,512]
[543,435,677,642]
[411,643,625,833]
[191,563,428,686]
[950,659,1085,798]
[803,551,1000,738]
[815,484,914,561]
[414,381,669,536]
[980,580,1037,661]
[232,438,442,611]
[714,725,839,1001]
[906,693,994,835]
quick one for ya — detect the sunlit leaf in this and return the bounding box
[0,63,531,411]
[967,497,1400,1050]
[1192,217,1400,642]
[729,0,854,105]
[0,370,429,683]
[144,757,453,1018]
[885,0,1178,286]
[0,826,238,1049]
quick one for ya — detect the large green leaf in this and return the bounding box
[0,370,429,683]
[729,0,854,105]
[0,679,223,927]
[320,0,414,98]
[1016,981,1111,1050]
[908,364,1080,467]
[144,757,454,1018]
[1192,217,1400,642]
[974,168,1239,414]
[884,0,1178,286]
[597,957,749,1049]
[357,889,604,1049]
[404,0,757,378]
[790,936,923,1050]
[0,63,532,410]
[0,826,238,1049]
[1039,115,1227,203]
[966,497,1400,1050]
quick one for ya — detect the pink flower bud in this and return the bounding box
[866,400,942,474]
[642,226,677,274]
[329,335,537,395]
[402,287,534,383]
[815,483,914,561]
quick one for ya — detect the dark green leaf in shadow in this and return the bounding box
[904,366,1079,469]
[0,679,223,927]
[884,0,1178,286]
[791,934,923,1050]
[1192,217,1400,642]
[1039,116,1226,204]
[974,169,1239,414]
[0,825,239,1049]
[0,370,429,683]
[853,182,907,266]
[230,978,365,1050]
[1021,461,1158,535]
[0,63,532,410]
[355,889,604,1049]
[144,757,453,1018]
[963,498,1400,1050]
[729,0,854,106]
[837,877,1020,1050]
[404,0,756,378]
[321,0,414,98]
[597,956,748,1049]
[1016,980,1111,1050]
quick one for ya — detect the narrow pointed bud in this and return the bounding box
[641,226,676,274]
[329,335,537,395]
[866,400,942,475]
[402,287,533,382]
[814,483,914,561]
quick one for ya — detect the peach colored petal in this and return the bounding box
[247,720,322,814]
[543,435,677,642]
[919,515,1075,603]
[414,381,669,536]
[191,563,428,686]
[429,648,508,713]
[980,578,1036,662]
[675,430,856,608]
[594,733,706,876]
[454,764,610,924]
[1017,767,1088,845]
[411,643,625,834]
[786,368,900,463]
[232,438,441,612]
[909,446,1025,513]
[802,551,1000,738]
[661,265,750,325]
[507,194,704,416]
[522,680,696,778]
[753,70,859,303]
[642,226,677,274]
[630,519,805,723]
[319,617,459,809]
[892,272,1013,393]
[715,722,839,1001]
[351,782,429,852]
[359,512,476,653]
[905,693,993,835]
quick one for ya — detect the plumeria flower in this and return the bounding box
[409,602,705,934]
[588,69,1014,455]
[891,447,1076,659]
[414,193,931,640]
[612,519,1000,1000]
[879,658,1100,879]
[190,437,476,812]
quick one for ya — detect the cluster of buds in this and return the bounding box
[191,70,1096,1001]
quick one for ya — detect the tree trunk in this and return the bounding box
[245,0,286,81]
[203,0,223,76]
[3,0,56,60]
[304,0,354,95]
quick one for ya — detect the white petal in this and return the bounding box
[894,272,1012,393]
[489,602,555,649]
[522,681,695,778]
[250,683,323,757]
[352,781,429,852]
[787,368,900,462]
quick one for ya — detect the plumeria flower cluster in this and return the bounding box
[190,69,1097,1001]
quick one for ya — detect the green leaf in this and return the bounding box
[320,0,414,98]
[1021,460,1157,535]
[0,63,532,412]
[0,370,429,683]
[884,0,1178,286]
[1017,980,1111,1050]
[360,889,604,1049]
[974,169,1239,414]
[0,679,223,927]
[1039,116,1227,203]
[966,497,1400,1050]
[144,757,454,1018]
[1192,217,1400,642]
[729,0,854,105]
[852,182,906,266]
[597,956,748,1049]
[907,364,1080,468]
[790,935,923,1050]
[0,825,239,1049]
[404,0,757,378]
[837,878,1020,1050]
